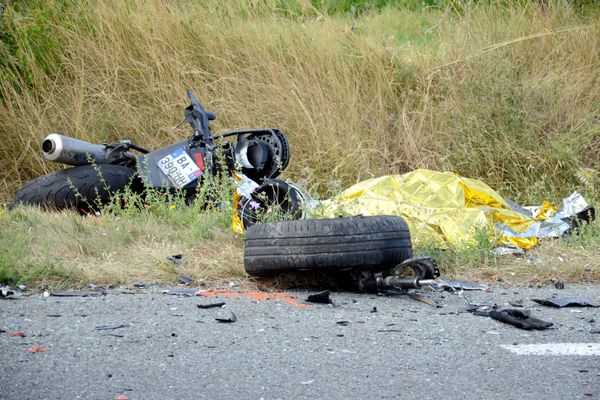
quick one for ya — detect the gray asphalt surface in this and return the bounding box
[1,284,599,400]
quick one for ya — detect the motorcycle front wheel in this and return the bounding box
[10,164,140,213]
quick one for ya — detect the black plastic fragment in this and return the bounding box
[95,324,129,331]
[509,299,524,308]
[306,290,332,304]
[215,312,236,323]
[0,288,15,298]
[489,309,553,330]
[197,302,226,309]
[50,291,104,297]
[532,298,597,308]
[336,321,350,326]
[554,280,565,290]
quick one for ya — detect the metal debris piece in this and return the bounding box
[215,312,237,323]
[430,279,488,291]
[166,254,183,266]
[532,298,597,308]
[0,287,15,298]
[493,246,525,256]
[95,324,129,331]
[197,302,226,309]
[177,275,193,285]
[489,309,553,330]
[49,291,104,297]
[162,287,201,297]
[509,299,524,308]
[408,293,439,308]
[306,290,332,304]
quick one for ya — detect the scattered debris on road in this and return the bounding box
[306,290,332,304]
[177,275,193,285]
[197,302,226,309]
[532,298,598,308]
[489,309,553,330]
[1,287,16,298]
[27,346,48,353]
[215,311,237,323]
[95,324,130,331]
[50,291,105,297]
[430,280,489,292]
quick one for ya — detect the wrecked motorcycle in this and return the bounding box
[10,90,303,227]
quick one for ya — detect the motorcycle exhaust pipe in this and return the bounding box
[42,133,113,166]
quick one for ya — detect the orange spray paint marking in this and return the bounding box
[198,290,307,309]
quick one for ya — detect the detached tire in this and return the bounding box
[10,164,138,212]
[244,216,412,276]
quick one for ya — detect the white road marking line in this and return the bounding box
[501,343,600,356]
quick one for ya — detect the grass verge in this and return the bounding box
[1,202,598,289]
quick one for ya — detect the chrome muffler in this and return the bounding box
[42,133,114,166]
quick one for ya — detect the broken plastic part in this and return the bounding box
[532,298,597,308]
[306,290,332,304]
[489,309,553,330]
[215,312,237,323]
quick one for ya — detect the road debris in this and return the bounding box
[95,324,130,331]
[0,287,16,298]
[306,290,332,304]
[49,291,105,297]
[8,331,26,337]
[215,311,237,323]
[166,254,183,266]
[408,293,439,308]
[177,275,193,285]
[509,299,524,308]
[27,346,48,353]
[489,309,553,330]
[532,298,598,308]
[162,287,202,296]
[430,279,488,291]
[554,280,565,290]
[197,302,226,309]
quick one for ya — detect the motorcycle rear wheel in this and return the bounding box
[10,164,139,213]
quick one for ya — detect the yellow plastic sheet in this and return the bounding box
[316,169,545,249]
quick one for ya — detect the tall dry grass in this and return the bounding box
[0,0,598,203]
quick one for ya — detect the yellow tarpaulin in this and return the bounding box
[315,169,545,249]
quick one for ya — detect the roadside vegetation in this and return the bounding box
[0,0,598,287]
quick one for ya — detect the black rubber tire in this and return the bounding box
[10,164,138,212]
[244,216,412,276]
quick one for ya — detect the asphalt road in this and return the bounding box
[1,284,599,400]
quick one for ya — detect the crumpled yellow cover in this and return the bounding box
[317,169,541,249]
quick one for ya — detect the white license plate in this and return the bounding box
[157,148,202,188]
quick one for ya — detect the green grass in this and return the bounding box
[0,0,599,287]
[0,0,598,206]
